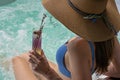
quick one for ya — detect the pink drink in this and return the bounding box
[32,30,42,54]
[32,14,46,55]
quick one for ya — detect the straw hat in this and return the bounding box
[42,0,120,42]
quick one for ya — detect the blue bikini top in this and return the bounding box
[56,41,95,78]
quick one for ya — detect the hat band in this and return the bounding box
[67,0,104,20]
[67,0,117,35]
[102,14,117,35]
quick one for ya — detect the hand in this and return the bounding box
[29,50,51,76]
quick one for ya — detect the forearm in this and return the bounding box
[44,68,63,80]
[104,62,120,78]
[105,71,120,78]
[105,38,120,78]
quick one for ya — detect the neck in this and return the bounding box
[70,0,108,14]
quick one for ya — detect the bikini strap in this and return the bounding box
[88,41,95,74]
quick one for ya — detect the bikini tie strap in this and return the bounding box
[67,0,117,35]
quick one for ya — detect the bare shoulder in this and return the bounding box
[67,37,92,57]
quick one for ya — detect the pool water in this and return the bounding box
[0,0,75,79]
[0,0,120,80]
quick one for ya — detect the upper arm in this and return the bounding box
[68,39,92,80]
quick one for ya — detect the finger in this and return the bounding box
[29,59,38,70]
[29,50,35,56]
[34,51,41,58]
[29,55,40,64]
[36,49,45,58]
[29,58,38,65]
[29,49,41,58]
[29,49,38,55]
[41,50,44,56]
[29,50,35,55]
[32,64,38,70]
[30,49,46,61]
[32,51,43,60]
[29,54,40,63]
[29,50,34,53]
[41,50,47,59]
[34,53,44,61]
[29,58,37,64]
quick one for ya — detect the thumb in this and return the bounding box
[41,49,44,56]
[41,50,47,58]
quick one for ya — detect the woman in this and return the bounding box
[12,0,120,80]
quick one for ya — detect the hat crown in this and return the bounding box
[42,0,120,41]
[70,0,108,14]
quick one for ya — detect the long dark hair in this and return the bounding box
[94,37,115,73]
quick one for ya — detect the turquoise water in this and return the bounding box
[0,0,75,80]
[0,0,120,80]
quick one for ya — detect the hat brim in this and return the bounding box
[42,0,120,42]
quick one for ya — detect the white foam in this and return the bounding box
[0,58,15,80]
[0,7,15,20]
